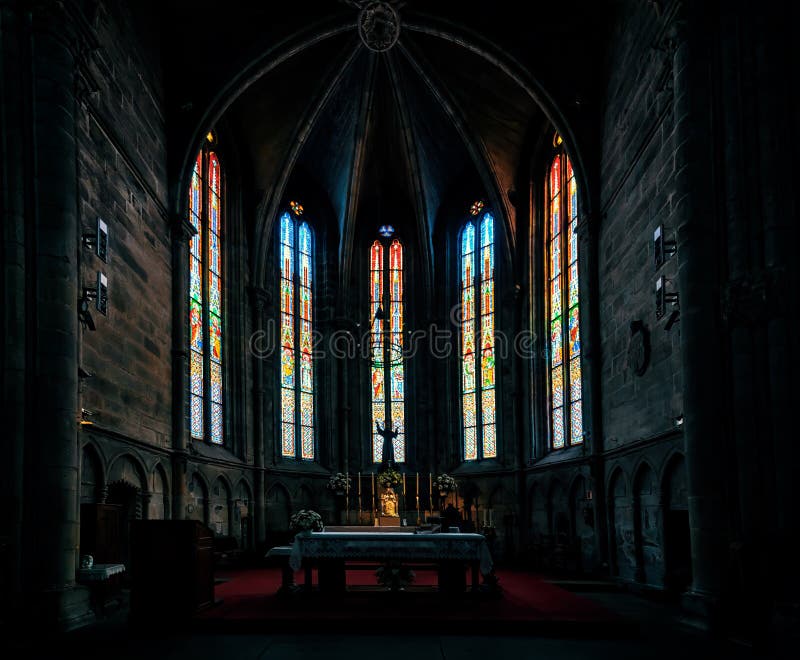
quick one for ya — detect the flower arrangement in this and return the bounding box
[326,472,351,493]
[376,561,415,591]
[289,509,324,533]
[377,467,402,489]
[433,473,457,493]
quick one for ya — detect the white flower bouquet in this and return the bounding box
[433,474,457,493]
[289,509,324,532]
[326,472,351,492]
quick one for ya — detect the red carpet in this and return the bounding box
[195,567,631,636]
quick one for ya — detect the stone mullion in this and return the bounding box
[201,151,212,444]
[1,1,29,606]
[250,286,268,546]
[171,214,196,522]
[671,3,727,605]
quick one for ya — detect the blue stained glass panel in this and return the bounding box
[390,364,404,400]
[300,392,313,427]
[282,423,295,457]
[211,361,222,402]
[482,387,496,426]
[550,319,563,366]
[482,424,497,458]
[301,427,314,460]
[569,305,581,356]
[211,402,223,445]
[570,357,582,402]
[570,400,583,444]
[569,263,579,307]
[190,299,203,352]
[552,408,565,449]
[191,395,203,439]
[552,367,564,407]
[464,426,477,461]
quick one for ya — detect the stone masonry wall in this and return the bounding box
[78,0,171,447]
[599,0,683,450]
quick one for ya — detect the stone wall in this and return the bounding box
[78,0,171,447]
[598,0,683,450]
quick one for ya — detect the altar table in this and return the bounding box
[288,531,493,592]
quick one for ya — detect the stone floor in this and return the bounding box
[4,587,782,659]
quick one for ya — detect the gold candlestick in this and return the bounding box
[428,472,433,520]
[358,471,362,523]
[416,472,420,524]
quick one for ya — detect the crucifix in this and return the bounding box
[375,420,399,468]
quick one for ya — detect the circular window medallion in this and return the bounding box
[358,2,400,52]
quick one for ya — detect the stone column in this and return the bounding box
[1,0,29,613]
[171,216,195,521]
[576,212,607,569]
[671,4,727,607]
[250,286,269,547]
[17,1,97,629]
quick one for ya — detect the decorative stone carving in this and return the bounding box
[627,320,651,377]
[358,2,400,52]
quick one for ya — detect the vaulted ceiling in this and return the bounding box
[165,0,609,286]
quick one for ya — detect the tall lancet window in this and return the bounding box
[461,203,497,461]
[279,202,315,460]
[189,135,224,444]
[547,142,583,449]
[370,229,405,463]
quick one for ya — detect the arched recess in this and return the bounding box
[187,472,210,525]
[607,467,634,580]
[106,454,148,569]
[148,463,170,520]
[662,453,691,592]
[547,480,569,543]
[80,443,105,504]
[266,482,292,534]
[211,476,233,536]
[633,461,662,586]
[529,483,547,541]
[299,484,315,510]
[234,479,254,550]
[569,474,595,571]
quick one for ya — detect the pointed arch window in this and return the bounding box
[460,207,497,461]
[189,139,224,445]
[546,146,583,449]
[279,204,315,460]
[370,236,405,464]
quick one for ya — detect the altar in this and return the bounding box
[287,530,493,593]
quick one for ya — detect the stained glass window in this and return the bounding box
[279,207,315,460]
[188,144,224,445]
[461,210,496,460]
[370,238,405,463]
[547,145,583,449]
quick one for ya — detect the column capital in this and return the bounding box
[171,214,197,241]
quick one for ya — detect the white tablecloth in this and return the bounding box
[77,563,125,582]
[289,531,493,575]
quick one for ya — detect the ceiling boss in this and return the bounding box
[358,1,401,52]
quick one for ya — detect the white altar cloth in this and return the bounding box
[288,531,493,575]
[76,563,125,582]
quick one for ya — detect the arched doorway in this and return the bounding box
[106,480,142,571]
[633,462,662,586]
[608,468,634,580]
